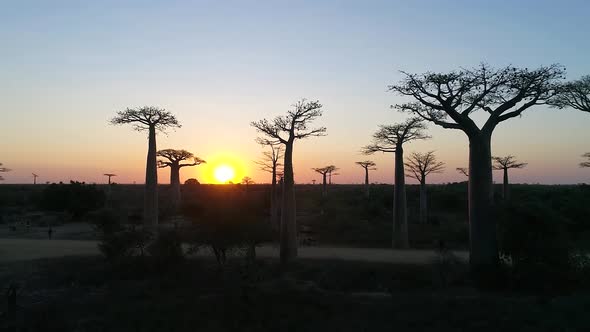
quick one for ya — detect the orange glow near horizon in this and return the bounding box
[214,165,235,183]
[198,153,246,184]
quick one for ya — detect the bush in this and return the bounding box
[37,181,105,219]
[147,229,185,267]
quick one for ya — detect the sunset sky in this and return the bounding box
[1,0,589,185]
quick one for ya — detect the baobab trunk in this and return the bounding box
[270,167,278,230]
[322,173,328,197]
[419,178,427,224]
[393,145,409,249]
[144,126,159,229]
[502,168,510,201]
[364,168,370,198]
[169,165,181,210]
[280,142,297,263]
[467,133,498,271]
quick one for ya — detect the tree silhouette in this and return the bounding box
[111,106,181,228]
[241,176,254,192]
[328,167,340,185]
[405,151,445,224]
[456,168,469,177]
[254,140,283,229]
[312,165,337,197]
[355,160,376,198]
[251,99,327,263]
[0,163,10,181]
[581,153,590,168]
[32,173,39,185]
[550,75,590,113]
[103,173,117,185]
[157,149,205,209]
[363,117,430,249]
[390,64,564,270]
[492,155,527,200]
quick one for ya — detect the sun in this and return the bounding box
[214,165,235,183]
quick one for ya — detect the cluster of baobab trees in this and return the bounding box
[251,64,590,273]
[102,64,589,273]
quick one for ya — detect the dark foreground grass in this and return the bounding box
[1,255,589,331]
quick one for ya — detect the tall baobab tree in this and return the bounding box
[391,64,564,270]
[550,75,590,113]
[157,149,205,209]
[355,160,377,198]
[405,151,445,224]
[363,117,429,249]
[312,165,337,197]
[581,153,590,168]
[111,106,181,228]
[254,140,283,229]
[251,99,327,263]
[456,168,469,177]
[0,163,10,181]
[32,173,39,185]
[492,155,527,201]
[103,173,117,185]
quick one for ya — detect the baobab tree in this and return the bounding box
[355,160,377,198]
[312,165,337,197]
[363,117,429,249]
[391,63,564,270]
[32,173,39,185]
[492,155,527,201]
[456,167,469,177]
[254,140,283,228]
[550,75,590,113]
[103,173,117,185]
[111,106,181,228]
[241,176,254,192]
[580,153,590,168]
[157,149,205,209]
[405,151,445,224]
[251,99,327,263]
[0,163,10,181]
[328,167,339,185]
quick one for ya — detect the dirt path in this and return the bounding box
[0,238,469,263]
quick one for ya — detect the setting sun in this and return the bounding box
[214,165,235,183]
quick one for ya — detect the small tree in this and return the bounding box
[241,176,255,192]
[254,140,283,229]
[355,160,377,198]
[328,167,340,185]
[111,106,181,228]
[579,153,590,168]
[312,165,337,197]
[391,64,564,270]
[363,117,429,249]
[492,155,527,200]
[0,163,10,181]
[103,173,116,185]
[550,75,590,113]
[251,99,326,263]
[157,149,205,209]
[184,178,200,185]
[32,173,39,185]
[405,151,445,224]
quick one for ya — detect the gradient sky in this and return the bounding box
[1,0,589,185]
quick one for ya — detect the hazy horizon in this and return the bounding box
[2,0,589,185]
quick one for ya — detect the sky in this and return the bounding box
[1,0,589,185]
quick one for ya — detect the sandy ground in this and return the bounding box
[0,238,469,263]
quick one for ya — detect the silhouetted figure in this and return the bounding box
[111,107,181,228]
[363,117,429,249]
[391,64,564,271]
[405,151,445,224]
[251,99,327,264]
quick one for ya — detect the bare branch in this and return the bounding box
[492,155,527,170]
[550,75,590,113]
[456,167,469,177]
[580,152,590,168]
[363,117,429,155]
[404,151,445,182]
[110,106,181,132]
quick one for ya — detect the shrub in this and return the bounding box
[38,181,105,219]
[147,229,185,267]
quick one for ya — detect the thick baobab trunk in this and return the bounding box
[322,173,328,197]
[502,168,510,201]
[468,133,498,271]
[280,142,297,263]
[144,126,159,228]
[364,168,370,198]
[419,178,427,224]
[393,146,409,249]
[169,164,181,210]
